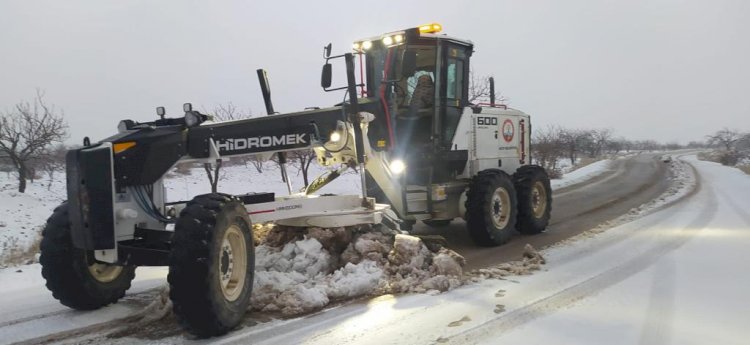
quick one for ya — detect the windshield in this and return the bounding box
[364,45,436,102]
[363,44,437,153]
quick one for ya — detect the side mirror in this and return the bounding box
[156,106,165,119]
[321,63,333,89]
[324,43,332,58]
[401,50,417,78]
[183,103,193,112]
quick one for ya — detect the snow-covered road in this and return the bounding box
[2,154,745,344]
[0,266,167,344]
[207,156,749,345]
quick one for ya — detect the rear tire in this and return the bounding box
[40,203,136,310]
[513,166,552,234]
[168,194,254,338]
[465,170,518,246]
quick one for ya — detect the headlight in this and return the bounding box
[362,40,372,50]
[389,159,406,175]
[382,36,393,46]
[330,131,341,143]
[184,112,201,127]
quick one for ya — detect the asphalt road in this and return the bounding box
[412,154,670,270]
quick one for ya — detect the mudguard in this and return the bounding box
[66,144,115,250]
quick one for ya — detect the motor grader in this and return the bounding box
[40,23,552,337]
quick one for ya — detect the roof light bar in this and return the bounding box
[418,22,442,34]
[352,23,443,51]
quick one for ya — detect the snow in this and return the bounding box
[550,159,614,190]
[250,225,465,316]
[555,154,698,246]
[0,175,66,265]
[0,264,167,344]
[326,260,383,299]
[0,156,639,343]
[464,155,750,345]
[162,162,362,203]
[213,154,749,345]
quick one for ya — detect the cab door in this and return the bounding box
[438,43,471,149]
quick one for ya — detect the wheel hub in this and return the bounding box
[219,225,247,302]
[490,187,511,229]
[88,262,123,283]
[531,181,547,218]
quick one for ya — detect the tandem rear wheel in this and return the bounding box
[465,170,519,246]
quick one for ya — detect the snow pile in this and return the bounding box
[550,159,614,190]
[250,225,466,316]
[471,244,546,279]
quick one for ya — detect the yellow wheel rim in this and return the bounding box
[219,224,247,302]
[88,263,124,283]
[531,181,548,218]
[491,187,512,229]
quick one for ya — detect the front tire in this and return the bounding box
[465,170,518,246]
[168,194,254,338]
[40,203,136,310]
[513,166,552,234]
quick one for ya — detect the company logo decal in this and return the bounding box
[502,119,514,142]
[216,134,307,152]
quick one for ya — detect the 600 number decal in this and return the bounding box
[476,117,498,125]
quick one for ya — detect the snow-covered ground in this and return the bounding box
[0,174,66,265]
[0,265,168,344]
[550,159,614,190]
[0,154,698,344]
[205,155,747,345]
[162,162,361,203]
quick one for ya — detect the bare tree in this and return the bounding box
[633,140,660,152]
[707,128,741,151]
[736,133,750,152]
[210,102,252,122]
[559,128,592,165]
[0,90,68,192]
[40,144,67,190]
[206,102,261,171]
[531,125,564,177]
[585,128,613,157]
[243,155,265,173]
[288,149,316,187]
[468,71,507,104]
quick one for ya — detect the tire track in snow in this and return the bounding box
[0,309,69,328]
[444,179,717,344]
[713,188,750,228]
[4,287,165,345]
[637,256,676,345]
[550,156,700,267]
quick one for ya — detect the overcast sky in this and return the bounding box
[1,0,748,144]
